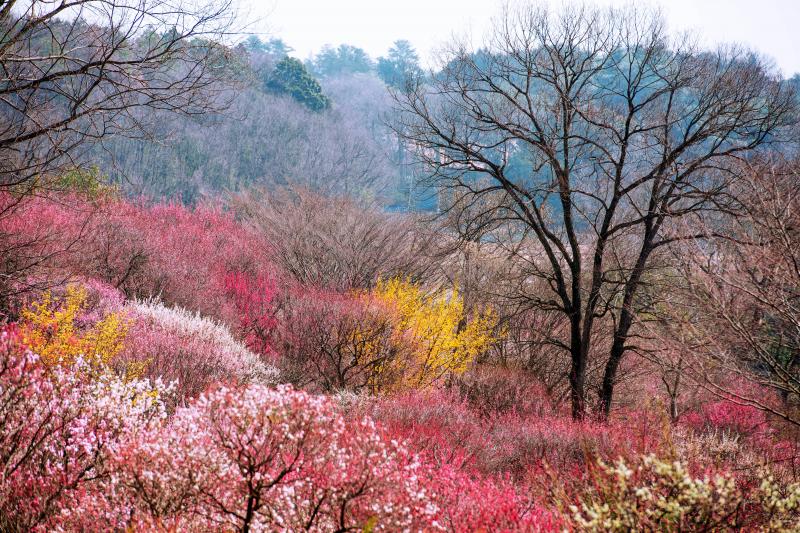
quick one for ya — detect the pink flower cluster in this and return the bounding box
[682,399,770,439]
[367,389,627,479]
[1,194,279,333]
[85,200,277,324]
[0,326,166,531]
[0,328,550,531]
[223,270,279,357]
[112,384,439,531]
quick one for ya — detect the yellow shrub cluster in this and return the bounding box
[20,285,127,370]
[372,278,499,388]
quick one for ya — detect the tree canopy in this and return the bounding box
[311,44,374,77]
[264,57,330,111]
[378,40,423,89]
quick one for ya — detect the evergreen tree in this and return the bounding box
[264,57,329,111]
[311,44,373,77]
[377,40,422,88]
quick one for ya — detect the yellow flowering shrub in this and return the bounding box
[372,278,499,388]
[20,285,128,370]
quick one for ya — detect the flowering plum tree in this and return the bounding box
[121,299,279,400]
[0,327,167,531]
[113,384,439,531]
[223,270,278,357]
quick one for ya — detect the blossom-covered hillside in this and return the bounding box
[1,190,799,531]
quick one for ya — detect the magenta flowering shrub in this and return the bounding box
[84,200,278,325]
[682,399,770,439]
[223,270,279,357]
[367,389,627,479]
[0,192,99,316]
[428,465,563,532]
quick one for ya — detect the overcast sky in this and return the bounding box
[244,0,800,77]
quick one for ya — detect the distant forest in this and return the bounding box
[91,37,431,208]
[92,35,800,211]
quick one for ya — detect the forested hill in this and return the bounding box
[91,38,430,208]
[93,36,800,209]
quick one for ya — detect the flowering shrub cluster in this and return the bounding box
[0,192,95,317]
[3,190,800,532]
[275,280,500,394]
[682,399,770,440]
[372,278,499,388]
[0,328,551,531]
[16,283,278,402]
[0,193,278,336]
[112,384,441,531]
[570,454,800,532]
[121,298,279,400]
[365,388,635,480]
[19,285,127,370]
[0,327,167,531]
[84,200,276,323]
[426,465,562,532]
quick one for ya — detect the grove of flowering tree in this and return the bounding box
[1,0,800,531]
[0,177,797,530]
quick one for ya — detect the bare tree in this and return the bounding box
[0,0,240,189]
[275,291,407,394]
[392,3,796,418]
[428,237,612,408]
[230,187,435,291]
[668,158,800,427]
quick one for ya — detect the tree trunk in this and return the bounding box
[569,313,587,420]
[598,232,655,419]
[598,315,632,419]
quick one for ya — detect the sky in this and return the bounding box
[243,0,800,77]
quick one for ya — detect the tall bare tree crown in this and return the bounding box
[392,2,798,418]
[0,0,242,189]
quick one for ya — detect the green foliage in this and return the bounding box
[264,57,330,111]
[54,166,117,199]
[310,44,373,77]
[377,40,422,89]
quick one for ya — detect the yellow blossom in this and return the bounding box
[20,285,128,372]
[372,278,499,388]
